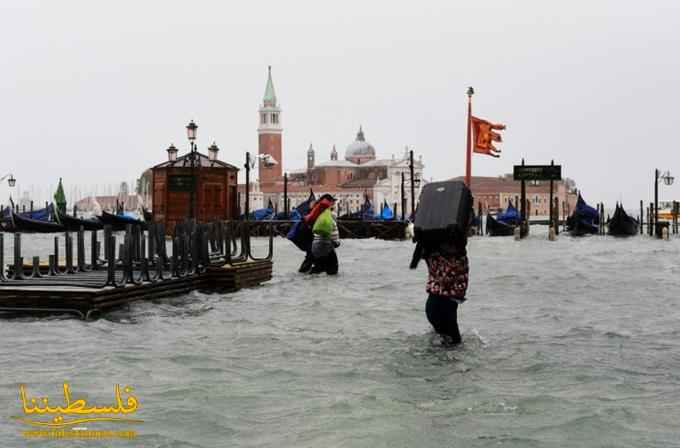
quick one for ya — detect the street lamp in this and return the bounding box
[166,144,178,162]
[186,120,198,220]
[244,152,279,220]
[654,169,674,236]
[1,173,16,187]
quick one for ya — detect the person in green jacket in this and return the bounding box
[310,195,339,275]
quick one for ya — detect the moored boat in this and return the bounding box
[566,194,599,236]
[10,210,65,233]
[486,214,515,236]
[98,210,147,231]
[57,212,103,231]
[607,203,639,237]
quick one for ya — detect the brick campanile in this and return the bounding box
[257,66,283,186]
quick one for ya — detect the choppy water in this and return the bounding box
[1,228,680,447]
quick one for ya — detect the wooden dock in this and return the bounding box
[0,221,273,319]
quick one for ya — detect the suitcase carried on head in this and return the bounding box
[410,181,473,267]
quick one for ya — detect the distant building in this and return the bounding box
[239,68,425,216]
[452,175,578,216]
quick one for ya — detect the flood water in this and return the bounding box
[1,228,679,447]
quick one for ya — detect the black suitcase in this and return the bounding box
[413,180,473,246]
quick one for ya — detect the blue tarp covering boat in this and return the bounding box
[1,205,52,221]
[566,194,599,236]
[496,201,520,224]
[375,202,394,220]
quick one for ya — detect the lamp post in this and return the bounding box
[1,174,16,215]
[0,173,16,188]
[243,152,278,220]
[654,169,674,236]
[186,120,198,221]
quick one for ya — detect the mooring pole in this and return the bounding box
[409,150,415,219]
[639,200,644,235]
[654,169,659,237]
[549,160,554,232]
[283,172,288,220]
[400,172,406,221]
[554,197,560,235]
[649,202,654,236]
[477,202,483,235]
[245,151,251,221]
[520,159,526,238]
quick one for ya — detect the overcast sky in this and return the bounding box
[2,0,679,207]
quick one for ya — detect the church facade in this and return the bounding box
[239,68,425,216]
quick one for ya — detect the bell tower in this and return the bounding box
[257,66,283,186]
[307,143,315,169]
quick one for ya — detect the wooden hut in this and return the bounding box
[151,144,239,232]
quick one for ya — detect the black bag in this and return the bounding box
[287,220,314,252]
[410,181,473,268]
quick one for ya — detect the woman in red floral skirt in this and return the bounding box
[411,237,469,344]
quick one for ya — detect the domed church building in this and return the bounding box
[239,67,425,216]
[345,127,376,165]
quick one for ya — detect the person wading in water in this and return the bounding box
[295,194,334,273]
[409,180,472,345]
[310,196,339,275]
[411,237,469,344]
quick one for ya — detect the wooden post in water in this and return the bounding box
[478,202,483,235]
[283,172,288,220]
[549,160,554,232]
[520,159,527,238]
[639,200,644,235]
[400,172,406,221]
[554,197,560,236]
[649,202,654,236]
[409,150,415,219]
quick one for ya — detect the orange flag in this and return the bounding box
[471,116,506,158]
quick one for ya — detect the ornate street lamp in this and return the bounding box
[661,170,674,186]
[243,152,279,220]
[166,143,178,162]
[654,169,674,236]
[186,120,198,141]
[1,173,16,187]
[208,142,220,161]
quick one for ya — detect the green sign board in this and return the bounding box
[513,165,562,181]
[168,175,195,192]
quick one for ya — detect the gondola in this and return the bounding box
[607,203,639,237]
[339,197,373,221]
[9,210,65,233]
[58,212,104,231]
[486,214,515,236]
[566,194,599,236]
[97,210,147,231]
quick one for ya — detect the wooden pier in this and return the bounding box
[0,221,273,319]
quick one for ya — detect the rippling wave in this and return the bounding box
[1,231,679,446]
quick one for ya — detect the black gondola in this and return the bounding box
[97,210,147,231]
[485,214,515,236]
[607,203,639,237]
[566,194,599,236]
[9,210,65,233]
[58,212,104,231]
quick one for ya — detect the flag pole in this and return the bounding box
[465,87,474,187]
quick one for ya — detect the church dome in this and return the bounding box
[345,126,376,163]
